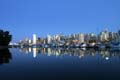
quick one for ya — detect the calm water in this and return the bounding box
[0,48,120,80]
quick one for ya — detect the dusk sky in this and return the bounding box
[0,0,120,42]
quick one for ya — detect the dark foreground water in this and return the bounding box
[0,48,120,80]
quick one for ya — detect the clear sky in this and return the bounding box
[0,0,120,42]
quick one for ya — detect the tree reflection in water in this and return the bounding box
[0,48,12,65]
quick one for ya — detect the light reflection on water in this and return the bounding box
[19,47,120,60]
[0,48,120,80]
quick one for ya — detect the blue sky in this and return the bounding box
[0,0,120,42]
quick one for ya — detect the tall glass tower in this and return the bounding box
[33,34,37,44]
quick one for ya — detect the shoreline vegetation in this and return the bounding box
[0,29,12,46]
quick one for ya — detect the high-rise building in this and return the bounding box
[104,29,109,40]
[78,33,84,43]
[84,34,90,43]
[29,39,32,44]
[33,34,37,44]
[53,35,60,41]
[118,30,120,35]
[99,29,109,42]
[118,30,120,40]
[89,33,97,43]
[71,34,76,39]
[47,35,52,44]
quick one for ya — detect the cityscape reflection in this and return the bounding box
[0,48,12,65]
[19,47,120,60]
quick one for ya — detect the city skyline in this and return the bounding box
[1,0,120,80]
[0,0,120,42]
[19,28,120,41]
[16,29,120,50]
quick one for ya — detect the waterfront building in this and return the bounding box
[118,30,120,35]
[56,35,61,41]
[53,35,60,41]
[25,38,29,43]
[78,33,84,43]
[109,32,117,41]
[71,34,76,40]
[29,39,32,44]
[84,34,90,44]
[60,33,65,41]
[33,34,37,44]
[47,35,52,44]
[118,30,120,40]
[18,28,120,48]
[89,33,97,43]
[99,29,109,42]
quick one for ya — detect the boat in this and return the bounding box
[0,30,12,46]
[80,43,87,48]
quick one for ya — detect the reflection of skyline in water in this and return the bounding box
[19,47,120,60]
[0,48,12,65]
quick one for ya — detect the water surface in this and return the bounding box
[0,48,120,80]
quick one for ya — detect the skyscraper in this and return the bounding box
[47,35,51,44]
[118,30,120,35]
[99,29,109,42]
[33,34,37,44]
[78,33,84,43]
